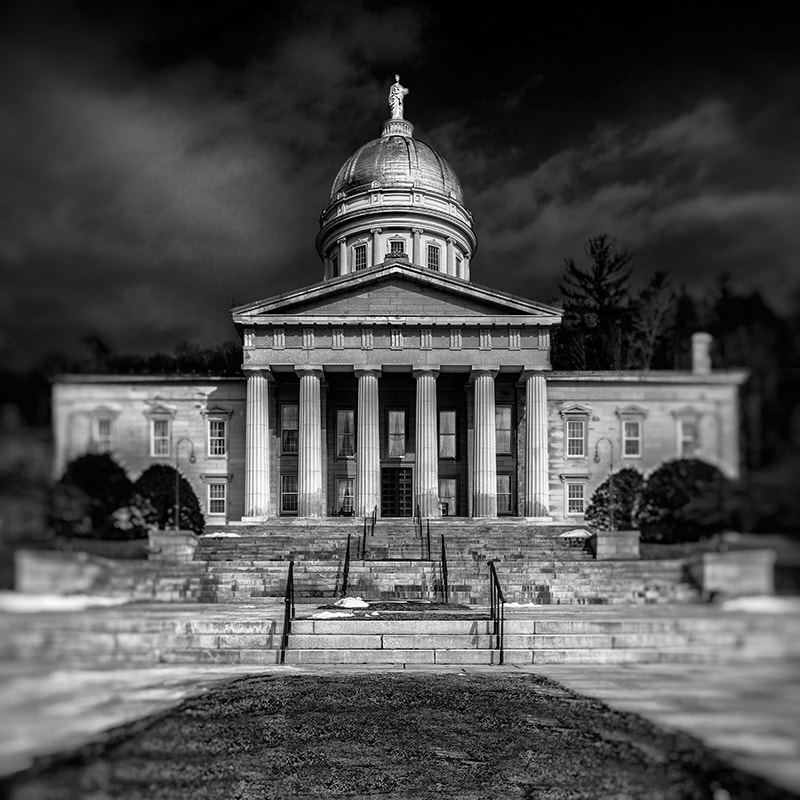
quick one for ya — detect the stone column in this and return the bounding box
[355,367,381,517]
[472,368,498,517]
[414,368,440,517]
[370,228,382,267]
[297,367,324,517]
[523,370,550,518]
[412,228,423,266]
[337,238,347,275]
[446,238,456,276]
[462,254,470,281]
[244,368,272,518]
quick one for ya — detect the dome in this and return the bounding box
[330,120,464,203]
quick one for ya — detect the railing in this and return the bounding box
[279,560,295,665]
[440,533,449,604]
[488,561,505,665]
[360,506,377,559]
[425,520,432,560]
[341,533,351,598]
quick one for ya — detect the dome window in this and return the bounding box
[331,253,339,277]
[427,244,441,271]
[353,244,367,271]
[388,238,406,257]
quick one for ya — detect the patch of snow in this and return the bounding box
[0,592,130,613]
[201,532,241,538]
[333,596,370,609]
[721,596,800,614]
[505,602,540,607]
[310,610,355,619]
[559,528,593,539]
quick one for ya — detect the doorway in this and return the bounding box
[381,467,413,517]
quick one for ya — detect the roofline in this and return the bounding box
[53,374,245,384]
[546,370,750,385]
[231,261,563,319]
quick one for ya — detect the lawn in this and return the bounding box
[4,671,794,799]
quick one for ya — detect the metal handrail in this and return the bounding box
[414,504,421,540]
[441,533,449,604]
[279,560,295,665]
[488,561,505,665]
[370,505,377,536]
[426,520,431,560]
[341,533,351,598]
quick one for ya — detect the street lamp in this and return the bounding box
[174,438,196,531]
[593,437,615,531]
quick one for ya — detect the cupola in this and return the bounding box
[316,76,477,281]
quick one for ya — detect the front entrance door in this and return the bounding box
[381,467,413,517]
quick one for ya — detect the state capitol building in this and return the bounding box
[52,79,745,525]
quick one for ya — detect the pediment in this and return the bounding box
[232,263,561,324]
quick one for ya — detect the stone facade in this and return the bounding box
[50,89,747,526]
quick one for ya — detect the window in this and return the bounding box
[353,244,367,271]
[95,418,113,453]
[439,478,456,516]
[208,483,226,516]
[679,419,699,457]
[281,475,298,514]
[331,254,339,276]
[281,405,299,453]
[566,420,586,457]
[389,239,405,256]
[387,410,406,457]
[336,478,354,515]
[496,406,512,454]
[439,410,456,458]
[427,244,440,271]
[497,475,512,514]
[208,419,227,456]
[337,410,355,457]
[566,482,586,515]
[623,420,642,458]
[150,418,171,457]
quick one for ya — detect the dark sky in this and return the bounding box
[2,1,798,367]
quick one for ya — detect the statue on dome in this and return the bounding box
[388,75,409,119]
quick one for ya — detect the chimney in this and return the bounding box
[691,332,712,375]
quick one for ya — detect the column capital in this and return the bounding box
[354,366,382,378]
[369,227,382,234]
[469,366,499,380]
[336,237,347,244]
[243,367,273,380]
[295,366,325,379]
[412,227,424,234]
[412,366,440,379]
[518,367,547,383]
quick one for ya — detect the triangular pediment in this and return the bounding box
[232,262,561,324]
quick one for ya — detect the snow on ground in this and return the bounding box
[310,610,355,619]
[200,532,241,538]
[0,592,130,613]
[333,597,370,609]
[721,596,800,614]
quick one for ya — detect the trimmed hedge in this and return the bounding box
[135,465,205,534]
[585,468,644,531]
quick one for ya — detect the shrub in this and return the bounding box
[135,465,205,534]
[49,453,133,538]
[634,458,729,543]
[585,468,644,531]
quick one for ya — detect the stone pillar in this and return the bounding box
[297,367,324,517]
[472,368,498,517]
[412,228,423,266]
[244,368,272,518]
[370,228,382,267]
[523,370,550,518]
[414,368,440,517]
[446,238,456,276]
[462,254,470,281]
[355,367,381,517]
[337,238,347,275]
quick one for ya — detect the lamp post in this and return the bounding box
[593,437,615,531]
[174,438,196,531]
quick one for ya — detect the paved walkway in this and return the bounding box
[0,602,799,795]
